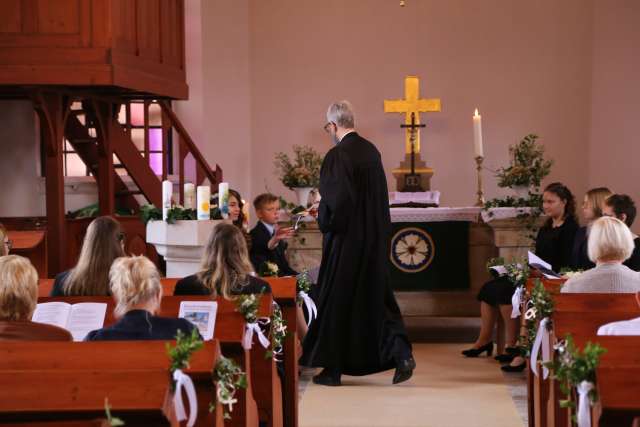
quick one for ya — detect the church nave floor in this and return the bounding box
[299,341,526,427]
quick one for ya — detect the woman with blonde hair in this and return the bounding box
[563,216,640,293]
[51,216,125,296]
[86,256,199,340]
[0,223,10,256]
[174,223,270,297]
[570,187,613,270]
[0,255,72,340]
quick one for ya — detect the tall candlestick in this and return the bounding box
[218,182,229,219]
[473,108,484,158]
[183,183,195,210]
[475,156,486,207]
[162,180,173,221]
[197,186,211,220]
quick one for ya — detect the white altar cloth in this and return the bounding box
[389,206,537,223]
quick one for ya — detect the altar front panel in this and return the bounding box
[389,221,470,291]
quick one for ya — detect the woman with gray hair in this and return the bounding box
[562,216,640,293]
[85,256,200,340]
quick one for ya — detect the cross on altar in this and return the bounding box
[384,75,441,154]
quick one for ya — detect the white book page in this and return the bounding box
[489,265,508,276]
[31,302,72,329]
[67,303,107,342]
[527,251,559,278]
[179,301,218,341]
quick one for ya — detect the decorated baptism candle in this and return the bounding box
[162,180,173,221]
[197,186,211,220]
[218,182,229,219]
[183,183,195,210]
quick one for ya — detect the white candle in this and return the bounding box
[183,183,195,210]
[162,180,173,221]
[197,186,211,220]
[218,182,229,219]
[473,108,484,158]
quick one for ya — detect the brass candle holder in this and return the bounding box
[475,156,486,207]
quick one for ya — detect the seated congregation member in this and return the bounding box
[464,182,578,372]
[0,255,72,341]
[603,194,640,271]
[51,216,125,296]
[562,216,640,294]
[0,223,10,256]
[570,187,612,271]
[249,193,298,276]
[174,223,271,296]
[86,256,200,341]
[213,188,252,249]
[597,292,640,335]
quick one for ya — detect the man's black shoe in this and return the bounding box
[393,357,416,384]
[312,369,341,386]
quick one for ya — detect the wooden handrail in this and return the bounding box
[158,100,223,201]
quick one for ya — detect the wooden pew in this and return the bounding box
[160,276,298,427]
[8,230,48,278]
[0,340,224,426]
[36,295,278,427]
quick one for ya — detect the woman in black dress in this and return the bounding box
[462,183,578,370]
[174,222,270,297]
[570,187,612,271]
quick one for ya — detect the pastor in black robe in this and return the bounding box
[300,132,412,376]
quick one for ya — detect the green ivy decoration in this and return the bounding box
[166,328,204,391]
[296,270,313,305]
[140,204,162,225]
[267,302,287,360]
[140,204,197,225]
[518,279,554,357]
[496,134,553,188]
[211,355,248,420]
[545,335,607,423]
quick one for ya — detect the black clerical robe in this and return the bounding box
[300,132,412,376]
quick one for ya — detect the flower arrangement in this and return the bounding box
[259,261,279,278]
[267,302,287,361]
[235,293,261,324]
[545,335,607,423]
[519,279,555,356]
[166,328,204,390]
[505,260,530,288]
[296,270,313,305]
[496,134,553,189]
[274,145,323,189]
[211,355,247,419]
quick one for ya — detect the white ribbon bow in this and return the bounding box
[511,286,524,318]
[243,322,270,350]
[530,317,551,379]
[172,369,198,427]
[576,381,594,427]
[298,291,317,326]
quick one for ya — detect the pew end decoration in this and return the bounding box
[297,269,318,325]
[259,261,279,277]
[235,294,271,351]
[104,398,125,427]
[545,335,607,427]
[267,302,288,361]
[166,328,204,427]
[505,259,529,318]
[211,356,248,420]
[520,279,554,376]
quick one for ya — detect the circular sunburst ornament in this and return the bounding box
[390,227,435,273]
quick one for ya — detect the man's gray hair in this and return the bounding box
[327,100,355,129]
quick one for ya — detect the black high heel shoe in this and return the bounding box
[494,346,520,363]
[501,361,526,372]
[461,341,494,357]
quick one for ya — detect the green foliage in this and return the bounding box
[266,302,288,360]
[518,279,555,357]
[211,355,247,420]
[104,398,125,426]
[505,260,530,288]
[166,206,196,224]
[235,293,262,324]
[140,204,162,225]
[496,134,553,189]
[545,335,607,421]
[484,193,543,241]
[296,270,313,304]
[166,328,204,391]
[274,145,323,188]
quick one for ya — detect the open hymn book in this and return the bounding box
[32,302,107,341]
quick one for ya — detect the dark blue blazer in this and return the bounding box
[84,310,200,341]
[249,221,298,276]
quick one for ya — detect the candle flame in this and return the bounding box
[474,108,479,117]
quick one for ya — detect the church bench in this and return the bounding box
[594,366,640,427]
[7,230,48,278]
[0,340,224,426]
[36,294,278,427]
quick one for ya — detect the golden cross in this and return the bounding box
[384,76,441,154]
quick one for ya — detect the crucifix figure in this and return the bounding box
[384,75,441,192]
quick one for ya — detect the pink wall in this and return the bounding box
[589,0,640,231]
[247,0,594,207]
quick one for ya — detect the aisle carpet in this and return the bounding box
[299,343,523,427]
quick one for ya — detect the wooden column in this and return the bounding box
[93,100,115,216]
[32,91,70,275]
